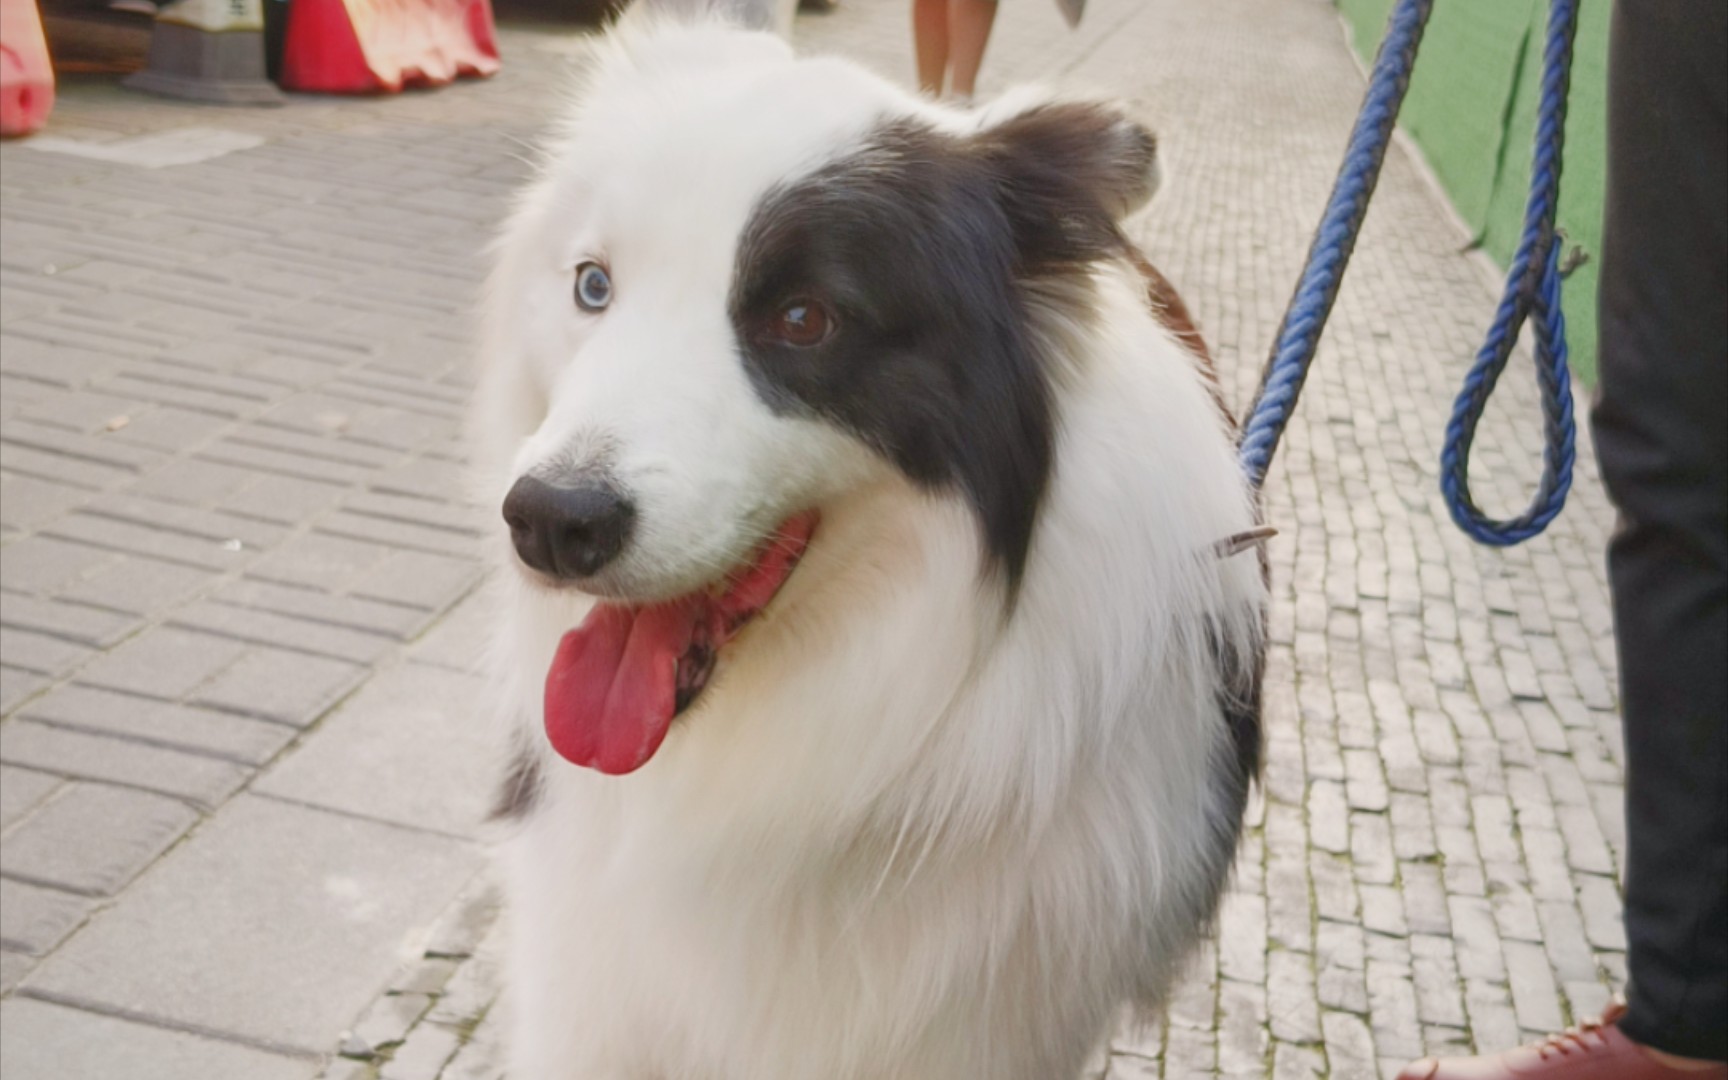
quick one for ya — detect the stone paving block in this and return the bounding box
[343,993,433,1059]
[1270,1041,1326,1080]
[0,721,248,808]
[340,492,479,538]
[190,646,367,728]
[225,473,350,525]
[22,684,296,765]
[0,782,199,896]
[0,879,92,955]
[0,626,94,679]
[1307,779,1349,854]
[0,764,62,831]
[0,592,140,648]
[1520,826,1577,902]
[0,949,34,994]
[18,390,148,435]
[351,551,482,614]
[1563,979,1613,1024]
[90,495,286,552]
[317,512,477,559]
[107,406,234,455]
[1309,849,1360,925]
[24,795,480,1055]
[321,1057,383,1080]
[1316,920,1367,1015]
[421,875,500,961]
[5,422,156,482]
[1575,873,1626,952]
[131,457,257,506]
[0,666,50,717]
[1163,1023,1217,1079]
[1487,870,1542,944]
[254,662,493,838]
[1358,883,1407,937]
[1504,939,1566,1035]
[198,440,372,485]
[1534,900,1600,984]
[1343,748,1389,812]
[0,337,123,390]
[1215,978,1267,1077]
[1319,1010,1377,1080]
[1366,956,1423,1060]
[170,602,395,664]
[406,589,492,675]
[1265,948,1320,1044]
[228,425,401,471]
[1554,802,1616,877]
[44,512,253,572]
[1410,934,1467,1029]
[0,656,49,715]
[217,579,431,639]
[0,535,118,595]
[57,556,220,618]
[0,998,316,1080]
[1350,811,1396,885]
[380,1020,463,1080]
[1216,890,1266,986]
[246,532,392,591]
[438,1013,504,1080]
[73,625,246,700]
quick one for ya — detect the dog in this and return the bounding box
[472,11,1267,1079]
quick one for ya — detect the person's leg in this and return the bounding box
[1594,1,1728,1062]
[1397,8,1725,1078]
[945,0,997,99]
[912,0,949,96]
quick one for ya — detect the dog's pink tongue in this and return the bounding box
[542,514,816,776]
[543,601,700,775]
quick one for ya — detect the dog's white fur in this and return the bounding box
[474,15,1264,1079]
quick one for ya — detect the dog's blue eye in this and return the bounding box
[575,262,612,312]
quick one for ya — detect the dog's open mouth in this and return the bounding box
[542,513,817,775]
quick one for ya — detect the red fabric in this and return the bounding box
[280,0,499,95]
[0,0,54,137]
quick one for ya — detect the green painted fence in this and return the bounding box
[1337,0,1608,382]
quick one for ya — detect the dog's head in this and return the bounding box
[486,19,1159,600]
[479,17,1162,772]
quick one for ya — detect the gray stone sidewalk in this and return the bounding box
[1,0,1628,1077]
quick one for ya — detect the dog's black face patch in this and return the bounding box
[730,104,1156,591]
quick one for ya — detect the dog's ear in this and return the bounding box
[974,101,1159,270]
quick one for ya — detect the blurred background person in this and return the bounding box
[912,0,998,101]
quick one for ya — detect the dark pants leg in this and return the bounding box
[1593,1,1728,1063]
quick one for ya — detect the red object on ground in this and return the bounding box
[279,0,500,94]
[0,0,55,137]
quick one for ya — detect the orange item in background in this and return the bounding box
[1,0,54,136]
[279,0,499,94]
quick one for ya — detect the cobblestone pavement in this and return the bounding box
[0,0,1627,1077]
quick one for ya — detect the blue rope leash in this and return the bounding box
[1238,0,1578,547]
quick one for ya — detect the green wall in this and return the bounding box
[1337,0,1608,382]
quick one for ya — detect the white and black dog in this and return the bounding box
[473,11,1266,1079]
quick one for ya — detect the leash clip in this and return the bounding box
[1214,526,1277,559]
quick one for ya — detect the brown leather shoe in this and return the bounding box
[1397,1001,1728,1080]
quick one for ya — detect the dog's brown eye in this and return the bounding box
[770,300,833,348]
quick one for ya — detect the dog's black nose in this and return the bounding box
[502,476,635,579]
